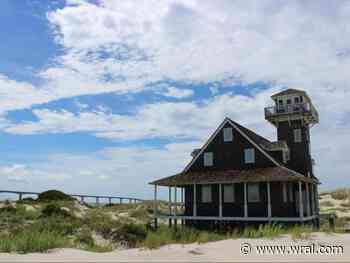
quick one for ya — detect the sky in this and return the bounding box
[0,0,350,200]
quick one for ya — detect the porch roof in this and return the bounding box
[149,167,318,186]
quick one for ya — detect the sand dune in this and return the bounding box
[1,232,349,262]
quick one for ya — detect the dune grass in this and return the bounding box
[0,230,70,253]
[143,226,227,249]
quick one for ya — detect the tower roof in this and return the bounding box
[271,88,307,98]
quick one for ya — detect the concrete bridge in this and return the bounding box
[0,190,144,205]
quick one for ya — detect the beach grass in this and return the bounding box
[0,230,70,253]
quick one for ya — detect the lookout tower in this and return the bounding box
[265,89,319,177]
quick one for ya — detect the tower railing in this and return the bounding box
[264,102,318,121]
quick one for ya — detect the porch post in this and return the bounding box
[305,182,310,217]
[219,184,223,218]
[298,181,304,221]
[310,183,315,216]
[154,184,158,229]
[315,183,319,216]
[267,182,272,220]
[168,187,172,227]
[244,182,248,218]
[193,184,197,217]
[174,186,177,227]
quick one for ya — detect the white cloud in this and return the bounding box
[5,89,276,140]
[161,86,194,99]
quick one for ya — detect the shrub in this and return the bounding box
[41,203,72,218]
[37,190,74,202]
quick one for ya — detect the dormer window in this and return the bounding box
[282,150,290,163]
[223,127,233,142]
[203,152,213,166]
[244,148,255,164]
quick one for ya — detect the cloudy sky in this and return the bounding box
[0,0,349,199]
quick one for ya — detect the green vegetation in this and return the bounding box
[320,200,334,207]
[143,226,226,249]
[37,190,74,202]
[0,230,70,253]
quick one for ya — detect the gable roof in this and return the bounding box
[182,117,281,173]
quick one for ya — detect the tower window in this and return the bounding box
[223,127,233,142]
[287,99,292,104]
[244,148,255,164]
[201,185,212,203]
[294,97,300,103]
[203,152,213,166]
[293,129,302,143]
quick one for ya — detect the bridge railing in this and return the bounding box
[0,190,144,205]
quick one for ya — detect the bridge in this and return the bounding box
[0,190,144,205]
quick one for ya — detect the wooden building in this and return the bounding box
[150,89,320,228]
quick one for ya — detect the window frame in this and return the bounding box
[201,185,212,203]
[247,183,260,203]
[223,184,235,203]
[203,152,213,167]
[223,127,233,142]
[244,148,255,164]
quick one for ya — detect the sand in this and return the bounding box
[1,232,349,262]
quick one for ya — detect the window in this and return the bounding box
[282,182,287,203]
[300,96,303,102]
[283,150,290,163]
[223,127,233,142]
[203,152,213,166]
[244,148,255,164]
[294,97,300,103]
[278,99,283,105]
[201,185,212,203]
[286,99,292,104]
[223,184,235,203]
[248,183,260,202]
[293,129,302,143]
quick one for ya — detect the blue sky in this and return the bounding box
[0,0,350,199]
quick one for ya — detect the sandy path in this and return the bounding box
[1,233,349,262]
